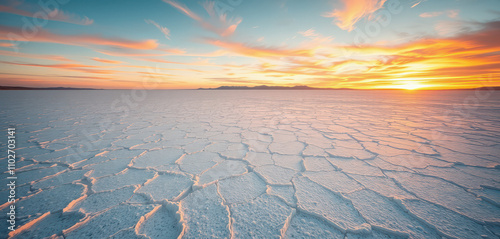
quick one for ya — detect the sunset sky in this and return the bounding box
[1,0,500,89]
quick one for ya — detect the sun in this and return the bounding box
[400,81,424,90]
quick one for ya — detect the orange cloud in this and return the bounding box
[204,39,313,58]
[0,2,93,25]
[420,10,459,18]
[138,57,214,67]
[92,57,123,64]
[324,0,387,31]
[0,49,73,62]
[95,48,185,57]
[0,25,159,50]
[0,42,15,48]
[163,0,202,21]
[411,1,424,8]
[0,61,121,74]
[419,11,442,18]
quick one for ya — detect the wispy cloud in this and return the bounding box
[0,42,16,48]
[419,11,442,18]
[434,20,470,36]
[163,0,242,37]
[297,29,334,43]
[0,49,73,62]
[163,0,202,21]
[94,48,185,57]
[0,61,121,74]
[0,1,93,25]
[204,38,314,58]
[447,10,459,18]
[298,29,319,37]
[323,0,387,31]
[92,57,123,64]
[202,1,242,37]
[411,0,426,8]
[145,19,171,39]
[420,10,459,18]
[0,25,159,50]
[205,77,279,86]
[137,57,213,67]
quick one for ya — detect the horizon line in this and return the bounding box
[2,85,500,91]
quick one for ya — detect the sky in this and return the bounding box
[0,0,500,89]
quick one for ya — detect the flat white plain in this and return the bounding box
[0,90,499,238]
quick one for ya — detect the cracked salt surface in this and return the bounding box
[0,90,499,238]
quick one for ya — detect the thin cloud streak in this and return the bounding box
[163,0,242,37]
[0,25,159,50]
[0,50,74,62]
[0,61,122,74]
[92,57,123,64]
[204,38,314,58]
[0,2,93,25]
[145,19,171,39]
[420,10,459,18]
[324,0,387,31]
[163,0,202,21]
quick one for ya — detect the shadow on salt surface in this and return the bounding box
[64,204,156,238]
[132,148,184,169]
[137,173,192,202]
[9,211,85,239]
[196,160,247,186]
[32,169,89,190]
[91,168,155,193]
[0,184,86,237]
[286,212,345,238]
[69,186,137,214]
[84,157,132,178]
[136,203,184,239]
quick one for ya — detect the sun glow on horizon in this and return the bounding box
[363,79,442,90]
[400,81,426,90]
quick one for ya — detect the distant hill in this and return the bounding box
[465,86,500,91]
[0,86,98,90]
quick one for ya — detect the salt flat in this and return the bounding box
[0,90,499,238]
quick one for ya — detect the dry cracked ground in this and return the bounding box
[0,90,499,238]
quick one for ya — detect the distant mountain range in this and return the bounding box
[0,86,98,90]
